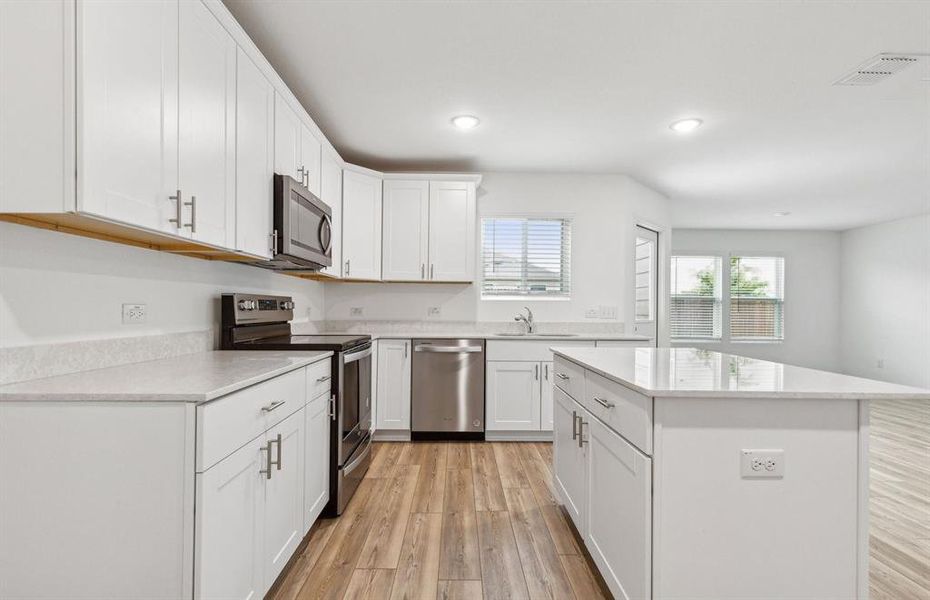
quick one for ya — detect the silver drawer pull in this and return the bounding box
[259,440,273,479]
[578,420,588,448]
[555,372,570,380]
[272,433,282,471]
[593,396,615,409]
[261,400,286,413]
[315,375,332,383]
[571,410,578,440]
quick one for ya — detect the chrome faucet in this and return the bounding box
[514,306,535,334]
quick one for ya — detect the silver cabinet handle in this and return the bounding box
[270,230,278,255]
[593,396,616,409]
[555,373,570,380]
[430,264,434,279]
[316,375,332,383]
[571,410,578,440]
[421,264,425,279]
[272,433,282,470]
[414,345,483,353]
[169,189,182,227]
[328,395,336,420]
[345,259,350,277]
[404,342,408,359]
[260,440,273,479]
[535,364,539,380]
[184,195,196,232]
[261,400,286,413]
[297,165,306,185]
[578,420,587,448]
[544,364,549,381]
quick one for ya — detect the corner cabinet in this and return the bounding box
[381,178,477,282]
[342,168,383,280]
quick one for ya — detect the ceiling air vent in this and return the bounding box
[833,53,922,86]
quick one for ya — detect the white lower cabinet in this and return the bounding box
[585,414,652,600]
[262,410,305,589]
[376,340,411,430]
[304,391,331,531]
[553,387,587,534]
[541,361,554,430]
[486,361,542,431]
[195,441,264,600]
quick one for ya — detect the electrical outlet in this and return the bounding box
[122,303,146,324]
[740,449,784,478]
[876,359,885,369]
[427,307,441,317]
[350,307,364,317]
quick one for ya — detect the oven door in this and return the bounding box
[339,343,372,463]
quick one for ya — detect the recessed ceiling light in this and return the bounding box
[773,211,791,217]
[669,118,703,134]
[451,115,480,130]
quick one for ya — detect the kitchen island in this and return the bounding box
[549,346,929,600]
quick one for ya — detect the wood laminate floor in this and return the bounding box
[870,399,930,600]
[271,441,608,600]
[272,403,930,600]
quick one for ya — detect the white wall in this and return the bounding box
[0,222,324,348]
[839,213,930,389]
[672,229,842,371]
[325,172,672,335]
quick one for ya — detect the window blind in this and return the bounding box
[670,256,722,339]
[481,217,571,297]
[730,256,784,340]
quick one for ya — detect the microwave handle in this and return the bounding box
[320,214,333,254]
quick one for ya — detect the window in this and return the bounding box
[730,256,784,340]
[670,256,723,339]
[481,217,571,298]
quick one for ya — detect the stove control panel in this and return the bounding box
[222,293,295,326]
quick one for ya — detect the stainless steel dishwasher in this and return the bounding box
[411,339,486,440]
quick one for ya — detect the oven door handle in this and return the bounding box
[343,437,372,476]
[344,345,373,364]
[414,345,483,353]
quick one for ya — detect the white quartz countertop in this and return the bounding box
[552,346,930,400]
[0,351,332,403]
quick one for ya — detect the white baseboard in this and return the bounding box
[485,431,553,442]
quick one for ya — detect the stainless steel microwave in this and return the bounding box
[260,174,333,271]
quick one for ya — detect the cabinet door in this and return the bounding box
[486,361,541,431]
[263,409,305,589]
[342,169,383,280]
[195,441,264,600]
[382,180,429,281]
[301,125,322,198]
[319,153,343,277]
[304,392,331,532]
[235,48,274,258]
[376,340,411,430]
[586,415,652,600]
[178,0,235,248]
[553,388,586,535]
[274,93,301,182]
[78,0,179,233]
[428,181,475,281]
[540,361,554,431]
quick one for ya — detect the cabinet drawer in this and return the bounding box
[552,356,585,401]
[487,339,594,362]
[307,358,332,400]
[197,368,306,471]
[585,370,653,455]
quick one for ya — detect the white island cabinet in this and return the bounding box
[0,351,333,600]
[551,346,930,600]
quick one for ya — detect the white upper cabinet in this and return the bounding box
[319,153,343,277]
[428,181,476,281]
[0,0,73,213]
[235,48,274,259]
[342,168,383,280]
[178,0,236,248]
[274,94,321,197]
[78,0,180,234]
[382,180,429,281]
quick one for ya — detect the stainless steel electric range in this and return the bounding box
[221,293,371,516]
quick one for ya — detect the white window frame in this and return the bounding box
[670,251,786,345]
[479,212,573,301]
[669,252,725,342]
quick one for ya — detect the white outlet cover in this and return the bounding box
[350,307,364,316]
[122,303,146,324]
[427,307,441,317]
[740,449,784,479]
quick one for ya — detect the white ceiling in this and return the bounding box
[223,0,930,231]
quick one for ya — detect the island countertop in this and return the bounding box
[0,350,333,403]
[551,346,930,400]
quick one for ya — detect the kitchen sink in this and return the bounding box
[496,332,579,337]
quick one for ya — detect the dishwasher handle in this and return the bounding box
[414,344,483,353]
